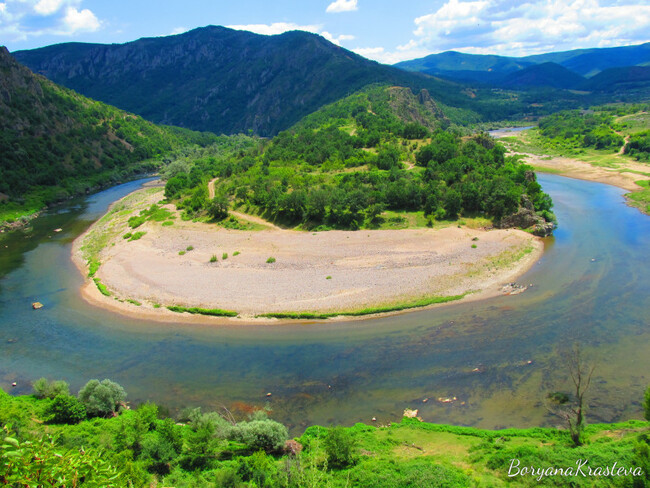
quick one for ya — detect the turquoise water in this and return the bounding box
[1,174,648,432]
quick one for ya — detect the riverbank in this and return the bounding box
[72,187,544,324]
[493,128,650,214]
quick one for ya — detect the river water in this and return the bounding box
[0,175,648,432]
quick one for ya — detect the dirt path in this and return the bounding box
[618,135,630,156]
[208,177,281,230]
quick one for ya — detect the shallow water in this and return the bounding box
[0,174,648,432]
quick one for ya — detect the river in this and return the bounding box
[0,174,648,432]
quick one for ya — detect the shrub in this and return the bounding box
[123,232,132,239]
[186,245,194,251]
[128,215,146,228]
[222,253,228,260]
[230,419,288,453]
[233,251,240,256]
[78,379,127,418]
[210,255,217,263]
[207,195,229,221]
[128,231,146,241]
[323,426,357,468]
[45,394,86,424]
[32,378,70,399]
[266,257,276,264]
[644,385,650,421]
[178,251,186,255]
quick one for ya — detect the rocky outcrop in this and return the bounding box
[495,207,554,237]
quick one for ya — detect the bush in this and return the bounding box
[210,255,217,263]
[78,379,127,418]
[32,378,70,399]
[222,253,228,260]
[45,394,86,424]
[230,419,288,453]
[323,426,357,469]
[644,385,650,421]
[266,257,276,264]
[207,195,229,221]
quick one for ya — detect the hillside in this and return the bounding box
[12,26,481,137]
[499,62,586,90]
[12,26,576,136]
[0,47,228,223]
[161,84,554,236]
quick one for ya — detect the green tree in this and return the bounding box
[45,394,87,425]
[32,378,70,399]
[207,195,229,221]
[231,419,288,453]
[323,426,357,469]
[78,379,127,418]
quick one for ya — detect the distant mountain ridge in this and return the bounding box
[13,26,474,137]
[396,42,650,90]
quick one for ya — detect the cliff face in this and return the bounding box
[14,26,462,136]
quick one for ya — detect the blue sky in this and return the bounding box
[1,0,649,63]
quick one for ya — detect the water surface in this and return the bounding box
[1,175,648,432]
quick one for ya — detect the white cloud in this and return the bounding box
[228,22,321,36]
[0,0,103,43]
[170,26,189,36]
[63,6,100,33]
[400,0,650,58]
[326,0,358,13]
[227,22,354,46]
[33,0,63,15]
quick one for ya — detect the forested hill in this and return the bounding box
[166,85,555,235]
[13,26,516,136]
[0,47,219,213]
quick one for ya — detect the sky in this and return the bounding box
[1,0,649,63]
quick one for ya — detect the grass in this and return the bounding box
[627,180,650,214]
[233,251,240,256]
[257,294,466,320]
[93,278,110,297]
[122,232,132,239]
[178,251,186,256]
[210,255,217,263]
[471,244,477,249]
[222,252,228,260]
[166,305,238,317]
[127,299,142,306]
[326,275,332,280]
[186,245,194,251]
[162,220,174,226]
[87,259,100,278]
[266,257,276,263]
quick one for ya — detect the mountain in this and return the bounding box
[526,43,650,78]
[396,42,650,87]
[396,51,534,79]
[581,66,650,92]
[498,63,586,90]
[0,47,217,208]
[13,26,476,137]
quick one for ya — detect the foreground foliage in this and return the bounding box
[1,382,649,487]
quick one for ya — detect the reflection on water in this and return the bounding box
[0,175,648,432]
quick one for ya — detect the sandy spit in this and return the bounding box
[72,188,544,325]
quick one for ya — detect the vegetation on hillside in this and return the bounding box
[163,85,555,232]
[535,104,650,158]
[1,381,649,487]
[0,47,224,225]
